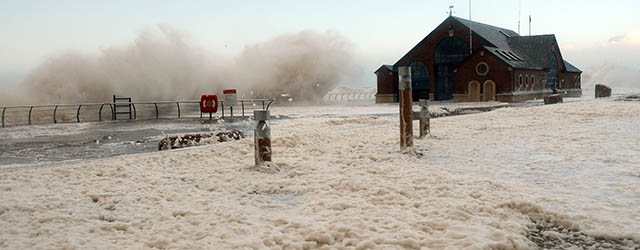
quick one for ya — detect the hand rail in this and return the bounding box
[0,98,274,127]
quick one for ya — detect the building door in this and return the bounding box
[483,80,496,101]
[436,66,454,100]
[468,81,480,102]
[434,37,469,100]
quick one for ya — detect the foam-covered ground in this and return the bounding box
[1,98,639,249]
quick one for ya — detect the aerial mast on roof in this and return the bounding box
[518,0,522,35]
[529,15,532,36]
[469,0,473,54]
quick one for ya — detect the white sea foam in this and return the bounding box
[0,98,639,249]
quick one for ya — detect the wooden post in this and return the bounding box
[419,99,430,138]
[398,66,413,150]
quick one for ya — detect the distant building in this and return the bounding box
[375,16,582,103]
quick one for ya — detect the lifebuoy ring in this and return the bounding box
[200,94,218,113]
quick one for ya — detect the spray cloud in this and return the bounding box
[4,25,357,105]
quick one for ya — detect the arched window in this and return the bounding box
[524,75,529,88]
[434,37,469,100]
[409,61,430,101]
[435,37,470,66]
[409,61,429,88]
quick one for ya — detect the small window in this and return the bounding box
[524,75,530,88]
[518,74,524,89]
[531,75,536,87]
[476,62,489,76]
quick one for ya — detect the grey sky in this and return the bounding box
[1,0,639,88]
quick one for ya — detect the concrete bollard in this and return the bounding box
[595,84,612,98]
[418,99,430,138]
[544,94,563,104]
[254,110,272,167]
[398,66,413,150]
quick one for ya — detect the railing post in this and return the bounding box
[28,106,33,125]
[176,102,181,119]
[2,107,5,127]
[266,100,273,110]
[154,102,159,120]
[262,100,265,110]
[241,100,245,118]
[113,95,117,120]
[76,105,82,123]
[54,106,58,123]
[109,104,114,121]
[221,101,224,118]
[398,66,413,150]
[99,104,104,121]
[132,103,136,119]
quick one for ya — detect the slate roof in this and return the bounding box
[375,64,395,73]
[563,60,582,73]
[452,16,518,49]
[451,16,580,72]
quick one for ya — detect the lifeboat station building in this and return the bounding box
[375,16,582,103]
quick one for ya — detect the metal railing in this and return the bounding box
[323,92,376,102]
[1,99,273,127]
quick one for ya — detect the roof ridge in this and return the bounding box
[451,16,518,35]
[509,34,555,39]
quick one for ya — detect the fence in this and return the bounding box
[1,99,273,127]
[323,92,376,103]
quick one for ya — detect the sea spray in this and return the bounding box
[6,25,357,105]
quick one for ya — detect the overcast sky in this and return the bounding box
[1,0,639,88]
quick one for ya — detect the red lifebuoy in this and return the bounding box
[200,95,218,113]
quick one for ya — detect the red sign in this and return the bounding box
[200,95,218,113]
[223,89,237,106]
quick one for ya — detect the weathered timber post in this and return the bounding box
[419,99,430,138]
[398,66,413,149]
[254,110,272,167]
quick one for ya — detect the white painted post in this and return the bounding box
[254,110,272,167]
[419,99,430,138]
